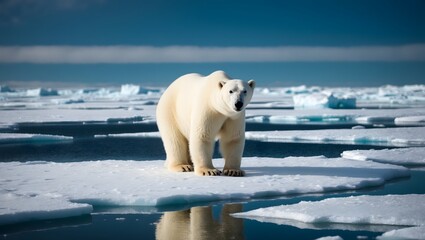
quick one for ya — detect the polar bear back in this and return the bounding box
[157,73,218,139]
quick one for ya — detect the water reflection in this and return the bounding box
[156,204,244,240]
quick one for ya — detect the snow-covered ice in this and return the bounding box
[315,236,343,240]
[378,226,425,240]
[26,88,59,97]
[97,127,425,148]
[120,84,161,95]
[342,148,425,166]
[0,157,409,225]
[233,194,425,229]
[0,193,92,225]
[245,127,425,147]
[0,133,73,145]
[0,108,154,127]
[293,92,356,109]
[246,108,425,126]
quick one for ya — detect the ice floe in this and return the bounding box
[26,88,59,97]
[0,133,73,145]
[233,194,425,231]
[0,193,92,225]
[342,147,425,166]
[378,226,425,240]
[0,157,409,225]
[120,84,161,95]
[245,127,425,147]
[293,92,356,109]
[0,108,153,127]
[246,108,425,126]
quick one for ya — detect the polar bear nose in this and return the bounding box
[235,101,244,111]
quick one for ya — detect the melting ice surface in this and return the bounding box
[0,157,409,225]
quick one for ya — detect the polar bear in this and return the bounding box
[156,70,255,176]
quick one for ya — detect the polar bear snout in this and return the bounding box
[235,101,244,111]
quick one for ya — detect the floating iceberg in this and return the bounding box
[342,147,425,166]
[0,85,14,93]
[293,92,356,109]
[26,88,59,97]
[0,157,409,225]
[120,84,160,95]
[233,194,425,230]
[51,98,85,105]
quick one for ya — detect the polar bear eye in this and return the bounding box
[229,90,233,94]
[243,90,247,94]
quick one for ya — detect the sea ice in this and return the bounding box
[293,92,356,109]
[26,88,59,97]
[0,133,73,145]
[245,127,425,147]
[342,147,425,166]
[395,116,425,126]
[0,85,14,93]
[121,84,161,95]
[315,236,343,240]
[246,108,425,126]
[233,194,425,229]
[378,226,425,240]
[0,108,153,127]
[0,157,409,225]
[0,193,92,225]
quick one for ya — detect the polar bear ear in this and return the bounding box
[248,79,256,89]
[219,81,226,89]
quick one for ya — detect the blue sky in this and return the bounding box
[1,0,425,87]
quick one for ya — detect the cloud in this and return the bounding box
[0,45,424,63]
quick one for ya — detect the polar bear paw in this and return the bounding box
[169,164,194,172]
[196,167,222,176]
[223,169,245,177]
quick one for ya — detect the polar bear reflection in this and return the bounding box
[156,204,244,240]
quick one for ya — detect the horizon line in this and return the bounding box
[1,44,425,63]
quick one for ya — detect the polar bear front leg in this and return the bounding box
[220,117,246,177]
[220,137,245,177]
[190,136,222,176]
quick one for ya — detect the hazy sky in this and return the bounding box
[1,0,425,87]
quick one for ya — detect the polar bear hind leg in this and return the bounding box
[157,111,193,172]
[162,129,193,172]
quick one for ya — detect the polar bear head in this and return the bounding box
[219,79,255,113]
[210,71,255,116]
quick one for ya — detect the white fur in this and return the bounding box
[156,70,255,176]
